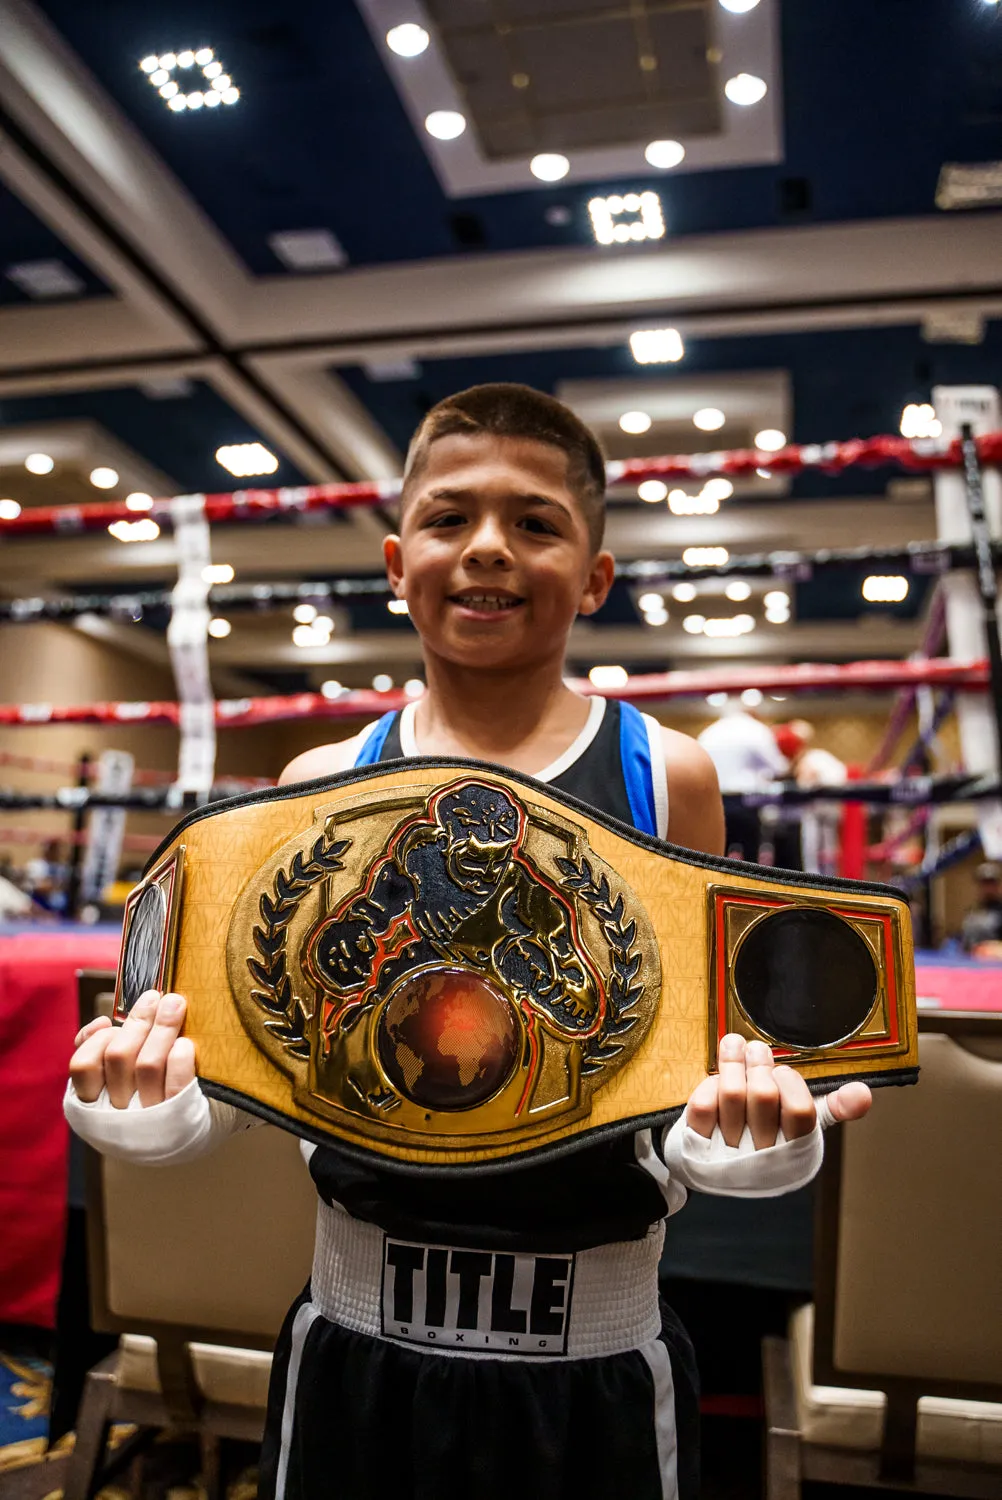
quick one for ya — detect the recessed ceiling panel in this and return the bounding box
[428,0,719,158]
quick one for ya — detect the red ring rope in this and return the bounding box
[1,433,1000,538]
[0,658,985,727]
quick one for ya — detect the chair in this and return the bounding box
[763,1011,1002,1499]
[63,970,318,1500]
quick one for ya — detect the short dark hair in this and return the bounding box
[402,383,607,550]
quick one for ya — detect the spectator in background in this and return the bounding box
[961,861,1002,955]
[697,700,788,860]
[774,720,848,877]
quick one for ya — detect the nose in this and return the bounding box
[461,511,512,570]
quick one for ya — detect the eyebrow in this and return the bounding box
[420,486,571,516]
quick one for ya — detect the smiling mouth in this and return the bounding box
[449,592,525,614]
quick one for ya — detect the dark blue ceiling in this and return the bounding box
[0,183,110,306]
[23,0,1002,275]
[0,382,308,493]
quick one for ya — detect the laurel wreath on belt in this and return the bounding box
[248,830,351,1060]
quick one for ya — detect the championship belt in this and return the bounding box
[114,759,918,1171]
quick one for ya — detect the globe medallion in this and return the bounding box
[377,967,520,1111]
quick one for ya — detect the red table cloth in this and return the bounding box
[0,927,120,1327]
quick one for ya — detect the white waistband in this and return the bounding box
[310,1198,664,1361]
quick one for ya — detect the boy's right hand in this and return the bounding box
[69,990,196,1107]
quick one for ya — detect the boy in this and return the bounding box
[68,385,870,1500]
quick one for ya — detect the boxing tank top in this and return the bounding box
[308,697,673,1252]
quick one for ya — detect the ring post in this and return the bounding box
[934,385,1002,856]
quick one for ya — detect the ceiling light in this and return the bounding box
[425,110,466,140]
[0,499,21,520]
[719,0,761,11]
[764,590,789,609]
[6,259,85,299]
[313,614,334,633]
[765,608,790,625]
[588,191,664,245]
[741,687,764,707]
[269,228,347,271]
[707,691,729,708]
[672,582,697,603]
[725,73,768,106]
[693,407,725,432]
[900,402,942,439]
[862,574,909,603]
[701,477,734,503]
[725,580,752,601]
[644,140,685,170]
[108,519,160,542]
[682,615,706,634]
[644,607,669,627]
[588,665,629,688]
[372,673,395,692]
[25,453,54,475]
[703,615,756,638]
[638,592,665,612]
[683,546,729,566]
[387,598,410,614]
[293,623,331,648]
[89,467,119,489]
[404,678,425,698]
[756,467,772,479]
[207,617,231,638]
[669,489,718,516]
[215,442,279,476]
[320,680,343,699]
[531,153,570,182]
[144,47,238,110]
[293,603,317,624]
[124,492,153,512]
[619,410,652,435]
[387,23,430,57]
[638,479,668,503]
[630,327,684,364]
[754,428,787,452]
[202,563,234,584]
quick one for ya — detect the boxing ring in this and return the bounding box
[4,400,1002,1324]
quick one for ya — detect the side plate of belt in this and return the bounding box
[113,758,918,1171]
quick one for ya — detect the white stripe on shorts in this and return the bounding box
[274,1301,321,1500]
[640,1337,679,1500]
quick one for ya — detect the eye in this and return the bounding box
[426,510,465,529]
[519,515,557,535]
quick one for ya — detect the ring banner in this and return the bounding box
[113,760,918,1171]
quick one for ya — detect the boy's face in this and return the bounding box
[384,434,614,674]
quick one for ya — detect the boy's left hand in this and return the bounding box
[686,1033,872,1149]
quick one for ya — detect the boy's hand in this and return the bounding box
[69,990,196,1108]
[686,1033,872,1148]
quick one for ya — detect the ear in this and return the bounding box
[383,534,405,596]
[577,549,616,617]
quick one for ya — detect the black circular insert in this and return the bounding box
[121,882,167,1014]
[733,907,877,1051]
